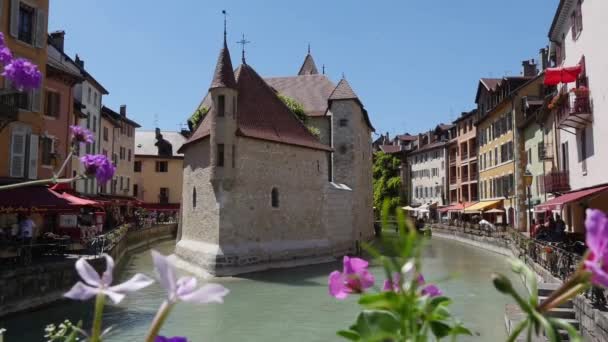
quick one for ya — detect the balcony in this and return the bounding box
[542,170,570,194]
[449,155,457,165]
[0,93,20,131]
[449,177,457,185]
[556,90,593,130]
[460,152,468,161]
[538,143,554,160]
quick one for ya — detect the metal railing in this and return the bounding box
[542,170,570,194]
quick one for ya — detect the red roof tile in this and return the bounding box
[235,64,331,151]
[379,145,401,154]
[210,41,237,89]
[298,53,319,75]
[264,74,335,117]
[329,78,358,100]
[397,133,417,142]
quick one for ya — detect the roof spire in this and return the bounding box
[236,33,251,64]
[222,10,227,45]
[322,64,325,75]
[307,43,311,55]
[298,46,319,75]
[210,29,237,89]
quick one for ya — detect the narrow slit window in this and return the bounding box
[217,144,225,167]
[192,187,197,208]
[218,95,225,117]
[271,188,279,208]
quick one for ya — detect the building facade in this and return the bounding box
[1,0,49,183]
[100,105,139,197]
[134,129,186,205]
[447,110,478,204]
[408,126,450,207]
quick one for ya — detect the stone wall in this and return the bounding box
[573,295,608,341]
[0,224,177,318]
[308,116,331,146]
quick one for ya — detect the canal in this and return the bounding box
[2,236,525,341]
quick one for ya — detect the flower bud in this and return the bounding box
[492,273,514,294]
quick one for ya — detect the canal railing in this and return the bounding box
[431,222,607,309]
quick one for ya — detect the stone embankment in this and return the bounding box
[0,223,177,318]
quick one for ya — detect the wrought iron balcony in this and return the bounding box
[542,170,570,194]
[556,90,593,129]
[538,143,554,160]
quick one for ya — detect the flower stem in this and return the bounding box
[0,176,82,191]
[54,150,74,178]
[91,293,106,342]
[538,283,588,313]
[145,300,175,342]
[537,269,586,313]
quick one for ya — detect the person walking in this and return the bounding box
[19,214,36,245]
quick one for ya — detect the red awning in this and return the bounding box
[535,185,608,212]
[544,65,582,85]
[0,186,74,213]
[61,192,103,207]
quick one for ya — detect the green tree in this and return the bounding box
[373,151,403,211]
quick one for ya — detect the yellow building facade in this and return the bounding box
[134,130,186,206]
[0,0,49,181]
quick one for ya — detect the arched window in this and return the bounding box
[192,187,197,208]
[271,188,279,208]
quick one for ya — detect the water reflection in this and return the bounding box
[2,237,523,341]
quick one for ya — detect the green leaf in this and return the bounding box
[506,319,529,342]
[450,325,473,336]
[358,292,399,310]
[548,318,582,342]
[429,296,452,308]
[337,330,360,341]
[532,311,559,342]
[352,310,401,340]
[430,321,452,339]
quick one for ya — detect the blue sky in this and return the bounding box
[49,0,559,137]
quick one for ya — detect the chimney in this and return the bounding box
[120,105,127,116]
[522,59,537,77]
[49,31,65,52]
[539,47,549,71]
[75,54,84,69]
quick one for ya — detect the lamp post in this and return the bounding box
[524,170,534,233]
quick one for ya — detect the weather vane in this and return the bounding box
[222,10,227,43]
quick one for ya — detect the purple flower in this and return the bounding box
[152,250,229,304]
[155,337,188,342]
[2,58,42,91]
[64,254,154,304]
[70,125,94,144]
[80,154,115,184]
[418,275,442,297]
[583,209,608,287]
[328,256,375,299]
[0,46,12,65]
[382,272,401,292]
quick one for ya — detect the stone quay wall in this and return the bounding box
[431,223,608,341]
[0,223,177,318]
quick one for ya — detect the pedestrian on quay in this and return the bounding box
[19,214,35,245]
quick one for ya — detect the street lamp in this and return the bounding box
[524,170,534,232]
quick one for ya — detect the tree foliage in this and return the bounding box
[373,151,402,211]
[278,94,307,123]
[189,106,209,130]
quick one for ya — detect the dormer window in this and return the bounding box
[218,95,225,117]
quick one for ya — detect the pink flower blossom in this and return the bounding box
[151,250,229,304]
[583,209,608,287]
[64,254,154,304]
[382,273,401,292]
[328,256,375,299]
[70,125,94,144]
[2,58,42,91]
[80,154,115,184]
[418,275,442,297]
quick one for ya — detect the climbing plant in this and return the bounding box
[373,151,403,211]
[278,94,307,123]
[189,106,209,130]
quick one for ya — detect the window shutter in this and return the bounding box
[34,9,46,48]
[9,126,26,177]
[31,87,41,112]
[28,133,38,179]
[9,0,18,38]
[0,1,4,32]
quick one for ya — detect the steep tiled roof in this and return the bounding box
[480,78,501,91]
[101,106,141,128]
[298,54,319,75]
[329,78,358,100]
[379,145,402,154]
[328,78,375,131]
[135,130,187,157]
[397,133,417,142]
[436,123,454,131]
[210,42,237,89]
[264,75,335,116]
[235,64,331,151]
[409,141,447,155]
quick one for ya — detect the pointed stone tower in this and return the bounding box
[209,40,238,188]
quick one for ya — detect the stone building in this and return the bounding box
[175,37,374,275]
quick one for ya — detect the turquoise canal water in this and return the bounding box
[2,236,525,341]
